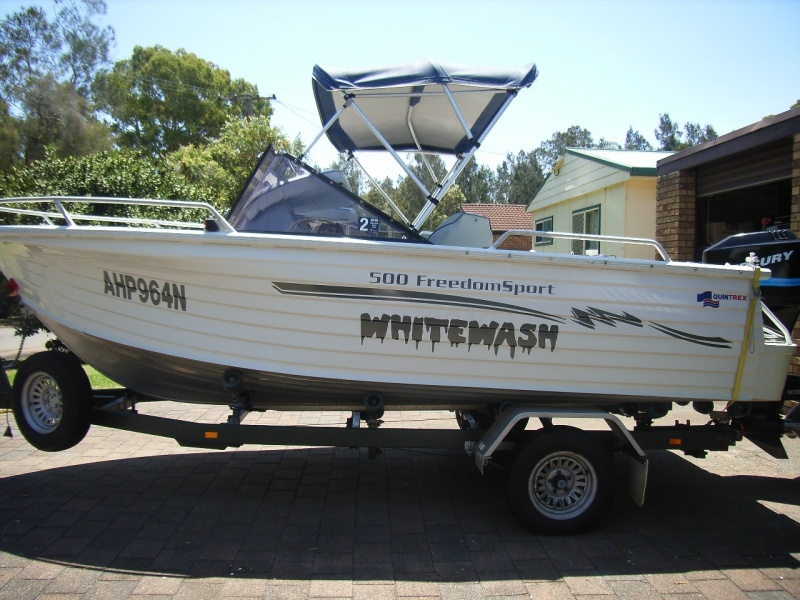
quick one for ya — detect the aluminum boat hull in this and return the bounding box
[0,226,793,410]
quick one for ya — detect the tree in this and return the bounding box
[360,154,465,230]
[362,176,398,218]
[393,153,446,221]
[0,100,20,171]
[655,113,716,151]
[166,115,301,206]
[326,153,363,196]
[96,45,272,156]
[494,150,543,205]
[458,157,495,204]
[683,122,717,146]
[0,0,115,165]
[56,0,115,98]
[596,138,622,150]
[624,127,653,151]
[533,126,594,169]
[654,113,682,151]
[18,75,111,163]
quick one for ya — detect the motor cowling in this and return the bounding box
[703,230,800,332]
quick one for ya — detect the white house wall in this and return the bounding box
[531,154,628,208]
[530,154,658,259]
[623,178,658,260]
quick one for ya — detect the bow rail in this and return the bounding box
[0,196,235,232]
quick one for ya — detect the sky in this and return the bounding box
[3,0,799,178]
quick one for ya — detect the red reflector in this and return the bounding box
[669,438,682,446]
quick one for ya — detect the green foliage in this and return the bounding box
[362,176,398,218]
[0,1,114,165]
[326,153,364,196]
[0,148,206,200]
[683,122,717,147]
[624,127,653,150]
[19,76,112,163]
[167,115,302,208]
[388,154,466,229]
[0,99,20,170]
[494,150,543,205]
[5,363,119,388]
[458,158,495,204]
[534,126,594,169]
[96,45,272,156]
[430,184,466,229]
[654,113,716,151]
[361,156,466,230]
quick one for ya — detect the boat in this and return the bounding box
[1,59,797,535]
[0,59,794,415]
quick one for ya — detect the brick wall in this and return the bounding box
[655,170,696,261]
[493,233,531,251]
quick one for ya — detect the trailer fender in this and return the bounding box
[474,406,649,507]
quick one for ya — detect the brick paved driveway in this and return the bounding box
[1,403,799,599]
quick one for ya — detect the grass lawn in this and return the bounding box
[5,364,119,389]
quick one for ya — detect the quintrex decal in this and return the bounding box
[272,282,733,354]
[696,290,747,308]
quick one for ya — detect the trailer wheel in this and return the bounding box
[12,351,92,452]
[506,426,614,534]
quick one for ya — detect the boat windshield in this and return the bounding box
[227,148,425,242]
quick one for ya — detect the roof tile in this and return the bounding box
[461,203,532,232]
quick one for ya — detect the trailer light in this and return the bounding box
[669,438,682,446]
[205,431,219,439]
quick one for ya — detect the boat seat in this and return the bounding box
[428,212,493,248]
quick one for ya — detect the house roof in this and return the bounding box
[528,148,673,212]
[563,148,674,176]
[656,105,800,175]
[461,203,532,231]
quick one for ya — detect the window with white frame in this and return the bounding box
[534,216,553,246]
[571,205,600,255]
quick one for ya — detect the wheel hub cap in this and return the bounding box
[22,373,63,434]
[529,452,597,519]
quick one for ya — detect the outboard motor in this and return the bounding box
[705,229,800,448]
[703,230,800,332]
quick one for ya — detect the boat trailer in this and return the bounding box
[2,357,797,534]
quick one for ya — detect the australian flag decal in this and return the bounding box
[697,291,720,308]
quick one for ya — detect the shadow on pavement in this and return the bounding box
[0,446,798,581]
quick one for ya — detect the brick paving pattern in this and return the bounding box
[1,403,799,599]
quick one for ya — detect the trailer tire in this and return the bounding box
[12,351,92,452]
[506,426,614,534]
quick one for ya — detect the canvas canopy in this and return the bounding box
[312,59,538,155]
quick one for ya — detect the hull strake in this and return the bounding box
[45,319,697,411]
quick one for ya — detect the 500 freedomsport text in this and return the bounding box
[369,272,554,296]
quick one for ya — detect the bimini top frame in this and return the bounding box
[304,59,538,230]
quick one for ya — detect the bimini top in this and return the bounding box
[312,59,538,155]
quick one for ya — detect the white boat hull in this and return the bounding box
[0,226,794,410]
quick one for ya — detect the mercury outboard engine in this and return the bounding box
[703,230,800,332]
[703,230,800,440]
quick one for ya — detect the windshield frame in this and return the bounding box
[227,147,428,243]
